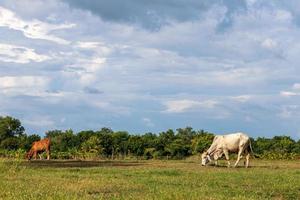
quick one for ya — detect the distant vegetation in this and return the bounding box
[0,116,300,160]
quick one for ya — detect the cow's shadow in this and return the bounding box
[205,163,278,169]
[22,160,144,168]
[204,161,257,168]
[208,165,253,168]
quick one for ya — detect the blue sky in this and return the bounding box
[1,0,300,138]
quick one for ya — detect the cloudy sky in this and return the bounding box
[1,0,300,138]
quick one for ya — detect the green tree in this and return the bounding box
[96,128,113,157]
[293,140,300,154]
[81,135,103,155]
[253,137,272,154]
[167,127,196,158]
[176,127,196,143]
[271,136,295,153]
[19,134,41,151]
[0,137,20,150]
[45,129,79,152]
[45,130,63,152]
[142,132,157,148]
[166,138,190,159]
[128,135,144,157]
[0,116,25,150]
[156,129,176,157]
[191,130,214,154]
[77,130,95,143]
[0,116,24,140]
[111,131,129,159]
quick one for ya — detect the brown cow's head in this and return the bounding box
[26,150,33,160]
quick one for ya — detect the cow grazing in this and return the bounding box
[201,132,253,168]
[26,138,51,160]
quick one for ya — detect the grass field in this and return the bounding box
[0,158,299,200]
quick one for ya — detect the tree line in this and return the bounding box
[0,116,300,160]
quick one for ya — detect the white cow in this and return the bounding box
[201,132,253,168]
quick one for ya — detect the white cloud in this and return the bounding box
[280,91,298,97]
[0,6,75,44]
[293,83,300,90]
[63,56,107,86]
[246,0,257,6]
[0,43,49,63]
[75,41,113,58]
[0,76,50,96]
[261,38,278,49]
[76,42,102,49]
[177,67,267,86]
[142,118,154,127]
[231,95,252,103]
[91,100,130,115]
[279,105,300,119]
[163,99,218,113]
[0,76,48,89]
[23,116,55,127]
[274,10,292,22]
[280,83,300,97]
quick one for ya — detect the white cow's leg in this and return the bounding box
[224,150,230,167]
[234,149,243,167]
[243,149,248,166]
[214,160,218,166]
[245,153,250,168]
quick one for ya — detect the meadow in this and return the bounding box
[0,159,299,200]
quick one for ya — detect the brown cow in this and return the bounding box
[26,138,51,160]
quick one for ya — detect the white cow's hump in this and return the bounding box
[221,132,249,139]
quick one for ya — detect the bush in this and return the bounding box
[259,152,299,160]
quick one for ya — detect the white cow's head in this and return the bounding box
[201,151,211,166]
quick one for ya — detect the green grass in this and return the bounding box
[0,159,299,200]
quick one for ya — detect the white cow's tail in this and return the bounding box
[249,141,254,154]
[248,140,258,158]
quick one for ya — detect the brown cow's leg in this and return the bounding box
[33,151,37,160]
[46,149,50,160]
[46,148,50,160]
[38,154,42,160]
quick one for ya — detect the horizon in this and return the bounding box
[1,0,300,139]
